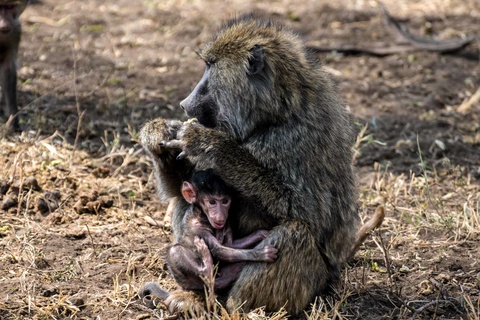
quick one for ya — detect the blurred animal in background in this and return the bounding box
[0,0,28,130]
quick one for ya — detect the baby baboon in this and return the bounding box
[140,17,381,315]
[169,169,277,289]
[139,169,277,310]
[0,0,28,130]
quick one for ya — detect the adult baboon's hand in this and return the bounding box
[140,118,183,157]
[161,120,234,170]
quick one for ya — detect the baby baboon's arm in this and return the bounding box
[230,230,270,249]
[202,232,278,263]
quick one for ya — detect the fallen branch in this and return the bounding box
[379,3,476,52]
[308,44,417,57]
[308,3,476,56]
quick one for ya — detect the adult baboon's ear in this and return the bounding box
[247,45,265,75]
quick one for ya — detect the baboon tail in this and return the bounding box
[349,206,385,260]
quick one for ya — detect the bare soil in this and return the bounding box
[0,0,479,319]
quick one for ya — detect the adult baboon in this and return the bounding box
[140,17,361,315]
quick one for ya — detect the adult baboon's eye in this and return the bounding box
[205,58,216,67]
[247,44,265,75]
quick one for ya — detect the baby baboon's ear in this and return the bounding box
[247,45,265,75]
[181,181,197,204]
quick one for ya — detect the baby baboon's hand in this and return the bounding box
[252,229,270,240]
[193,236,209,256]
[258,245,278,263]
[193,236,213,276]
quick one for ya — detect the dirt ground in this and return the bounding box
[0,0,479,319]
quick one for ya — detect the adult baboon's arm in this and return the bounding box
[163,123,296,220]
[139,118,195,200]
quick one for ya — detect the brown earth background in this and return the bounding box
[0,0,479,319]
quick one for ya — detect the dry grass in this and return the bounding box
[3,113,478,319]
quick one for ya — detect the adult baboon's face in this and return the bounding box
[180,19,272,139]
[180,66,218,128]
[179,46,266,134]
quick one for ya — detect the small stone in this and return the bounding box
[1,194,18,210]
[24,177,41,192]
[36,197,50,214]
[0,180,10,195]
[69,296,86,308]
